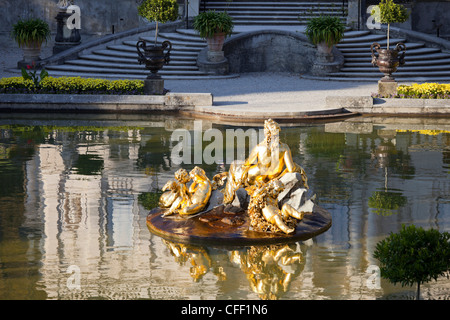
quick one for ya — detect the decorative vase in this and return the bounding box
[18,41,42,68]
[371,42,406,82]
[316,41,334,63]
[136,40,172,79]
[206,32,226,52]
[22,42,42,64]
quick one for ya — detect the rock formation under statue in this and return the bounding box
[146,119,332,245]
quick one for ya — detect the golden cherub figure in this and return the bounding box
[178,166,212,216]
[223,119,308,204]
[160,166,212,216]
[247,179,306,234]
[159,168,191,216]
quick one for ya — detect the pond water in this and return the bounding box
[0,113,449,300]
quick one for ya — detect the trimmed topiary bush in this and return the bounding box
[374,224,450,299]
[0,76,145,95]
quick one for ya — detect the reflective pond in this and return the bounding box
[0,114,449,300]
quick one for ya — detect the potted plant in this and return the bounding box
[136,0,179,81]
[370,0,409,81]
[305,15,345,62]
[11,18,51,68]
[193,10,234,57]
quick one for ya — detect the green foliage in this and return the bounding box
[21,62,48,88]
[11,18,51,47]
[368,191,407,216]
[193,10,234,39]
[371,0,409,24]
[305,15,345,47]
[137,0,179,23]
[0,76,144,95]
[73,154,104,175]
[374,225,450,298]
[138,191,163,210]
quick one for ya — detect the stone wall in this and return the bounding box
[348,0,450,40]
[224,30,316,74]
[0,0,150,35]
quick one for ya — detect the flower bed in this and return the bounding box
[0,76,144,95]
[372,83,450,99]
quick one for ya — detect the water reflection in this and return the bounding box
[162,239,305,300]
[0,115,449,299]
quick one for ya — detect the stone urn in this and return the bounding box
[21,41,42,66]
[316,41,334,63]
[206,32,226,62]
[371,42,406,82]
[136,40,172,79]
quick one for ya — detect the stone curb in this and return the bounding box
[326,96,450,115]
[0,93,213,112]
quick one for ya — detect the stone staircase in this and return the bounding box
[45,30,223,80]
[42,1,450,82]
[321,29,450,82]
[200,0,348,26]
[44,1,348,80]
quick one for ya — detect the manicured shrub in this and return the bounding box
[397,83,450,99]
[372,83,450,99]
[374,224,450,299]
[0,76,144,95]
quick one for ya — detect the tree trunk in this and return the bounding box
[416,282,420,300]
[387,24,390,50]
[154,21,159,46]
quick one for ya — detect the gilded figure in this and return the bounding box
[223,119,308,204]
[248,179,306,234]
[178,166,212,215]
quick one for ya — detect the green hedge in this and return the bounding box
[0,76,145,95]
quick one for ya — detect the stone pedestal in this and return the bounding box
[378,80,398,97]
[197,48,229,75]
[53,10,81,54]
[207,50,225,62]
[144,78,165,95]
[310,47,344,76]
[17,43,42,69]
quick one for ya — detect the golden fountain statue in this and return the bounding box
[223,118,308,205]
[147,119,332,245]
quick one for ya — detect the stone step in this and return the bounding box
[326,70,450,78]
[158,32,205,43]
[344,55,450,66]
[106,44,200,57]
[338,34,391,45]
[202,2,347,9]
[341,64,450,73]
[337,39,410,49]
[344,51,450,62]
[80,54,197,66]
[338,40,424,53]
[231,14,346,20]
[40,69,238,80]
[45,64,209,76]
[303,75,450,82]
[223,9,344,15]
[342,47,441,57]
[61,59,199,71]
[341,30,372,38]
[91,49,197,61]
[133,37,207,49]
